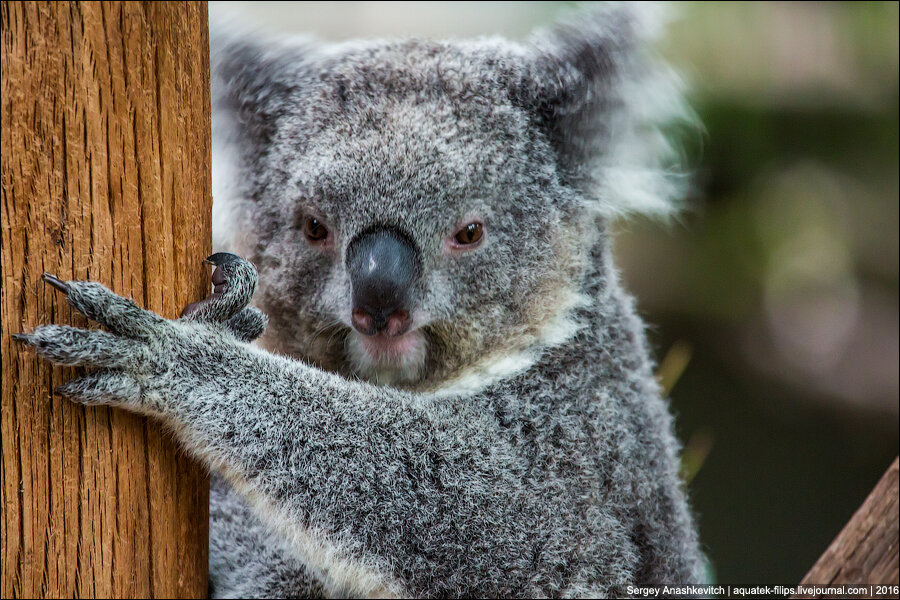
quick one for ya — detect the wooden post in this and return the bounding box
[2,2,210,597]
[794,457,899,597]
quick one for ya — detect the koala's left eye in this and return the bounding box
[452,222,484,247]
[304,217,329,243]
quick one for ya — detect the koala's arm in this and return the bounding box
[16,260,550,597]
[179,349,522,597]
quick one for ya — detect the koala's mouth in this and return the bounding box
[346,328,427,385]
[358,330,421,360]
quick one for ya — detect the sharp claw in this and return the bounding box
[203,252,241,267]
[11,333,31,344]
[42,273,70,295]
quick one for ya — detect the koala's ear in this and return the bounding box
[515,3,694,217]
[211,21,318,149]
[210,18,320,249]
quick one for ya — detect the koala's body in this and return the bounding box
[18,3,705,597]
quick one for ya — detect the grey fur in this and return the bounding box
[20,3,705,597]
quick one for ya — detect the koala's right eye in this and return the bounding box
[304,217,329,243]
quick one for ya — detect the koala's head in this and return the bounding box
[212,4,690,389]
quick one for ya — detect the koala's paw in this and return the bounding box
[180,252,267,342]
[13,254,261,410]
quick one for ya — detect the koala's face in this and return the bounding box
[239,41,588,387]
[215,8,684,388]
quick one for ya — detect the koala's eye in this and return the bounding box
[453,222,484,247]
[304,217,329,242]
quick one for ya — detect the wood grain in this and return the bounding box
[795,457,899,597]
[1,2,211,597]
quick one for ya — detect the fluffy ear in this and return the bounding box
[516,3,694,217]
[210,18,319,249]
[211,19,318,150]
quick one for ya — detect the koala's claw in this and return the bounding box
[40,278,166,339]
[42,273,70,295]
[203,252,243,267]
[202,253,241,293]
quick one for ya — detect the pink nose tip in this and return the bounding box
[352,308,412,337]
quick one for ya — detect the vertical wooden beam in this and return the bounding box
[1,2,211,597]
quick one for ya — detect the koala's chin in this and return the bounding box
[346,329,428,386]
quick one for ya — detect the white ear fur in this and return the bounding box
[527,2,697,218]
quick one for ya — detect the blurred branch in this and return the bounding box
[680,430,715,486]
[794,457,899,595]
[658,341,713,485]
[657,340,693,396]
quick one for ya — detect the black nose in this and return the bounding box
[347,227,420,336]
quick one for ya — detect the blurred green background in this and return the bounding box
[211,1,900,585]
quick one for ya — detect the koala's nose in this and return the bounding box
[347,227,419,337]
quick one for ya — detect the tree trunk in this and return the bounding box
[1,2,211,597]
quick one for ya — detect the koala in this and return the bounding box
[16,3,705,597]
